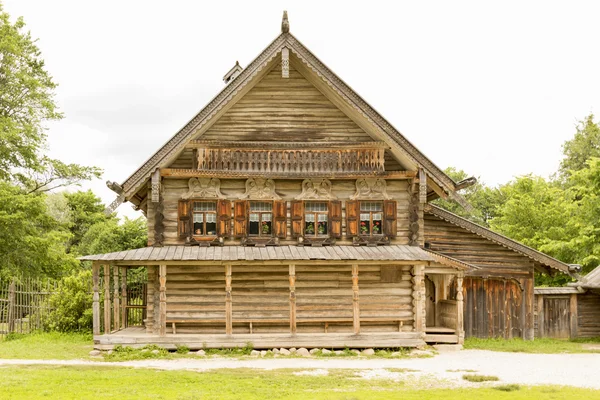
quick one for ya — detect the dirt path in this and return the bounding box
[2,350,599,389]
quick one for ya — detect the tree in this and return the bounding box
[64,190,114,251]
[0,4,100,190]
[560,114,600,177]
[77,217,147,257]
[433,167,503,227]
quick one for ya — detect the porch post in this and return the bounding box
[113,265,120,331]
[352,264,360,334]
[120,267,127,329]
[570,293,578,339]
[159,264,167,337]
[92,262,100,335]
[289,264,296,335]
[103,264,111,334]
[412,264,425,338]
[225,264,232,335]
[456,272,465,344]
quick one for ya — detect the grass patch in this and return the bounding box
[447,369,477,373]
[464,337,600,354]
[0,365,596,399]
[463,374,500,383]
[494,384,521,392]
[0,332,93,360]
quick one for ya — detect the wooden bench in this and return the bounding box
[297,318,412,333]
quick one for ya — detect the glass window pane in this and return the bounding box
[193,222,203,235]
[317,214,328,222]
[361,202,382,211]
[205,214,217,223]
[261,220,272,235]
[306,202,327,212]
[249,213,260,222]
[305,214,315,222]
[205,222,217,235]
[262,213,272,222]
[305,221,315,235]
[193,214,203,223]
[317,221,328,235]
[250,201,272,211]
[194,202,216,211]
[249,221,259,235]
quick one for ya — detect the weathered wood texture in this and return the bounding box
[541,296,571,339]
[453,277,528,339]
[424,214,535,278]
[576,292,600,338]
[199,62,372,143]
[438,300,457,330]
[148,178,414,246]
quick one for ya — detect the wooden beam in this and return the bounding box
[456,273,465,345]
[289,264,296,335]
[120,267,127,329]
[419,168,427,204]
[160,168,417,180]
[225,264,232,335]
[159,264,167,337]
[113,266,120,332]
[570,293,578,339]
[536,294,544,338]
[412,265,425,339]
[92,263,100,336]
[103,264,111,334]
[352,264,360,334]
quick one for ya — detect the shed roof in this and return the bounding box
[79,245,475,270]
[534,287,582,295]
[574,266,600,289]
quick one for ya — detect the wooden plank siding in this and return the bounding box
[577,292,600,338]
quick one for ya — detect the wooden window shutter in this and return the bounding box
[290,200,304,238]
[329,200,342,238]
[233,200,248,238]
[273,200,287,239]
[178,200,191,238]
[345,200,359,238]
[217,199,232,238]
[384,200,398,238]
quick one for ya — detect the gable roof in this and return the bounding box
[424,204,570,273]
[574,266,600,289]
[118,21,461,202]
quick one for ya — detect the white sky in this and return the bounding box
[4,1,600,219]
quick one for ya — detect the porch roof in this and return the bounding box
[79,245,475,270]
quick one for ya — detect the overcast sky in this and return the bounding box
[4,1,600,219]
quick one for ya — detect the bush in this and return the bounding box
[462,374,500,383]
[44,270,93,332]
[176,345,190,354]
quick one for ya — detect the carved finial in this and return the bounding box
[281,11,289,33]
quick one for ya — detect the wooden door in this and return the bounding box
[544,297,570,339]
[425,276,435,327]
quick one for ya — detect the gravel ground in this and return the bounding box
[1,350,599,389]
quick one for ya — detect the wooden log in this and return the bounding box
[456,273,465,344]
[352,264,360,334]
[570,293,578,339]
[92,263,100,335]
[159,264,167,337]
[113,266,120,331]
[289,264,296,335]
[536,294,545,338]
[225,264,232,335]
[103,264,111,334]
[7,280,15,333]
[120,267,127,329]
[412,265,425,338]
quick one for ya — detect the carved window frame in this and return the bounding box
[248,200,274,238]
[303,201,330,238]
[358,201,385,237]
[191,199,218,240]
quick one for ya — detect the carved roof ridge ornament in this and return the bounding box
[240,178,281,200]
[295,178,337,200]
[281,11,289,33]
[350,178,391,200]
[182,177,226,199]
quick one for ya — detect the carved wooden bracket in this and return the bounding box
[350,178,391,200]
[181,177,225,199]
[295,178,337,200]
[239,178,281,200]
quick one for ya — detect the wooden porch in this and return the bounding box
[94,327,425,350]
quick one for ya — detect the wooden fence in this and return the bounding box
[0,277,58,335]
[0,271,147,336]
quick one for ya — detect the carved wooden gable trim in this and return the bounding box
[295,179,336,200]
[181,178,226,199]
[239,178,281,200]
[350,178,391,200]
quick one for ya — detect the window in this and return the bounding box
[304,202,328,237]
[248,201,272,237]
[193,201,217,236]
[359,201,383,236]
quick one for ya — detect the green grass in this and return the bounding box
[0,332,93,360]
[464,337,600,353]
[1,365,598,400]
[462,374,500,382]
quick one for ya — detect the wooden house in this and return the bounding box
[81,12,572,350]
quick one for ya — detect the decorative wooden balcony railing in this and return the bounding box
[189,141,387,175]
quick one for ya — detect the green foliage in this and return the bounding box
[103,344,169,361]
[560,114,600,177]
[44,270,93,332]
[64,190,113,251]
[0,331,93,359]
[76,217,147,256]
[0,181,77,278]
[494,384,521,392]
[464,337,600,353]
[176,344,190,354]
[462,374,499,382]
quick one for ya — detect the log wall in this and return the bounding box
[149,178,414,246]
[577,292,600,338]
